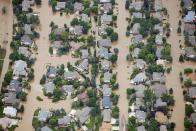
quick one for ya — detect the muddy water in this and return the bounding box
[113,0,132,130]
[16,1,76,130]
[0,0,12,86]
[163,0,195,131]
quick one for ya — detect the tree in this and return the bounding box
[19,92,27,101]
[131,68,140,79]
[40,75,46,84]
[61,32,69,42]
[161,94,175,106]
[105,27,114,36]
[110,32,118,42]
[148,118,159,131]
[184,79,192,87]
[144,89,156,111]
[71,18,79,26]
[112,106,119,118]
[2,6,6,14]
[179,54,184,62]
[87,35,95,47]
[110,54,118,64]
[35,0,41,5]
[185,104,194,117]
[177,27,181,33]
[147,64,164,74]
[184,118,192,129]
[125,0,130,9]
[145,54,155,63]
[4,70,13,85]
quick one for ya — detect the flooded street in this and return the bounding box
[0,0,13,87]
[163,0,195,130]
[113,0,131,130]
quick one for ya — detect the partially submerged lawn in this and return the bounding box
[0,48,6,75]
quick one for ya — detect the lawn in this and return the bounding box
[0,48,6,75]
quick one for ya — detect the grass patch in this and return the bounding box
[36,96,43,101]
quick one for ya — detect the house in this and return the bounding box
[24,24,33,35]
[153,12,163,21]
[74,2,84,12]
[0,117,17,129]
[103,3,112,13]
[41,126,52,131]
[184,11,195,23]
[129,1,143,11]
[103,72,112,83]
[132,12,145,19]
[58,115,71,126]
[135,98,144,110]
[155,112,168,124]
[72,25,83,36]
[53,28,65,40]
[77,59,89,72]
[152,72,166,84]
[103,109,111,122]
[188,87,196,99]
[135,110,146,123]
[191,113,196,124]
[22,0,33,12]
[133,48,141,58]
[62,85,74,96]
[18,47,33,59]
[51,41,64,55]
[98,39,112,48]
[154,98,167,108]
[64,71,79,80]
[154,0,163,11]
[133,34,143,44]
[154,24,163,35]
[133,84,146,98]
[101,14,112,25]
[4,92,20,108]
[102,96,112,109]
[99,46,110,59]
[47,66,57,78]
[7,80,22,94]
[44,82,55,95]
[134,59,146,70]
[156,46,163,59]
[151,84,167,98]
[101,59,112,71]
[75,107,91,125]
[132,23,140,35]
[156,59,166,68]
[188,36,196,46]
[21,35,33,47]
[185,47,196,59]
[38,110,52,122]
[78,91,89,103]
[184,23,195,36]
[160,125,167,131]
[102,84,111,96]
[183,0,193,10]
[81,13,90,22]
[130,72,147,84]
[99,0,111,3]
[55,2,66,11]
[80,49,89,59]
[13,60,27,77]
[3,106,17,117]
[137,125,146,131]
[155,34,163,45]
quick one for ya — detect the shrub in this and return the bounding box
[36,96,43,101]
[40,75,46,84]
[184,68,193,74]
[112,106,119,118]
[184,79,192,87]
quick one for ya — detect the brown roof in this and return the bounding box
[100,123,112,131]
[155,112,167,124]
[187,73,196,81]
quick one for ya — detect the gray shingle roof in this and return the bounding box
[102,96,112,109]
[44,82,55,94]
[38,110,52,122]
[135,110,146,123]
[103,109,111,122]
[99,39,112,48]
[13,60,27,76]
